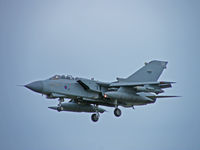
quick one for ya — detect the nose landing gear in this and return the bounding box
[57,106,64,112]
[57,98,64,112]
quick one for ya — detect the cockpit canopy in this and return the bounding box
[49,75,75,80]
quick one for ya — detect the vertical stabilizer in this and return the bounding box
[123,60,168,82]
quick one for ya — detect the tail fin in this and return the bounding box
[122,60,168,82]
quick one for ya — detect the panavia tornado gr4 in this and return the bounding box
[24,60,178,122]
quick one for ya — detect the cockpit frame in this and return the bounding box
[49,75,75,80]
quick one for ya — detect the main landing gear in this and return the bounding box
[91,108,122,122]
[91,113,99,122]
[114,100,122,117]
[114,108,121,117]
[91,105,100,122]
[91,107,122,122]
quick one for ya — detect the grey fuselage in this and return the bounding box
[26,77,155,108]
[24,60,177,122]
[25,61,175,109]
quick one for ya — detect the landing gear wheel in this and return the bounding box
[57,107,63,112]
[114,108,121,117]
[91,114,99,122]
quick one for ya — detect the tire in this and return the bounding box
[91,114,99,122]
[57,107,63,112]
[114,108,121,117]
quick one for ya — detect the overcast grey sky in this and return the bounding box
[0,0,200,150]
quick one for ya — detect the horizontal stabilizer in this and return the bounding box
[110,81,175,87]
[147,95,180,99]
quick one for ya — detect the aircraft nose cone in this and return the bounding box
[25,81,43,93]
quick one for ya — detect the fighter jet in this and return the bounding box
[24,60,178,122]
